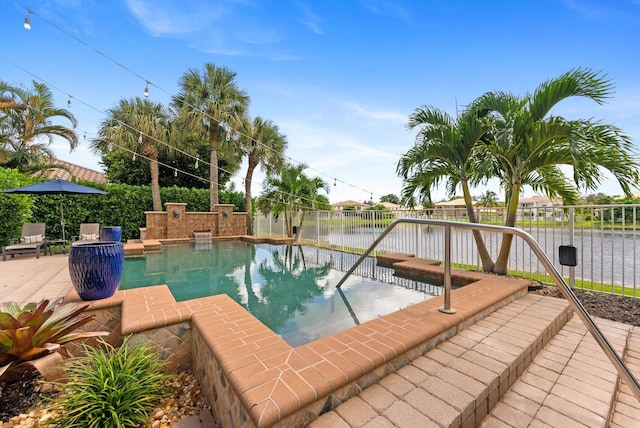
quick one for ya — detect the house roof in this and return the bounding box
[518,196,561,205]
[379,201,403,209]
[35,159,109,185]
[332,200,368,208]
[435,198,470,207]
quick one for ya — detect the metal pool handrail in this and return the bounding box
[335,218,640,402]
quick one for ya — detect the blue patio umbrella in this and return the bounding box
[3,178,108,241]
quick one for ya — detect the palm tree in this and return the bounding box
[476,190,499,207]
[238,116,287,235]
[295,174,331,240]
[92,98,173,211]
[256,164,330,239]
[474,68,639,274]
[398,105,496,271]
[172,63,249,210]
[0,80,78,171]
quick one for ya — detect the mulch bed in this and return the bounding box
[533,285,640,327]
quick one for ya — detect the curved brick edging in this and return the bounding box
[66,269,531,427]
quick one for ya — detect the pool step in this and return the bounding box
[310,293,572,427]
[481,315,636,427]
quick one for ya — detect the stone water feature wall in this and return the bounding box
[144,203,247,240]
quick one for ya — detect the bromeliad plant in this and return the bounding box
[0,298,108,382]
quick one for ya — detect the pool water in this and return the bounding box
[120,241,442,347]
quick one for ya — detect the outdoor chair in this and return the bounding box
[72,223,100,242]
[2,223,47,261]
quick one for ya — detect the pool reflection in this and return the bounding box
[120,242,435,346]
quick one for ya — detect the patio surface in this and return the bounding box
[2,252,640,427]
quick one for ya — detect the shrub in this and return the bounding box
[49,337,169,427]
[0,299,106,382]
[0,168,34,246]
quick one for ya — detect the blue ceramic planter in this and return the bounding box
[100,226,122,242]
[69,242,124,301]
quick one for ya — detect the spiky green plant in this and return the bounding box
[49,337,169,428]
[0,298,106,381]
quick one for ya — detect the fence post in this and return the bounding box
[440,224,456,314]
[316,212,320,246]
[569,207,575,288]
[340,211,344,251]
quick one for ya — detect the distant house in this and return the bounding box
[34,159,108,185]
[379,201,404,212]
[332,200,368,212]
[434,198,471,217]
[518,196,561,218]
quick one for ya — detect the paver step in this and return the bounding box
[602,326,640,428]
[481,316,635,427]
[309,293,572,428]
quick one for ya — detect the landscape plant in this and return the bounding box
[48,336,169,428]
[0,167,34,246]
[0,299,106,382]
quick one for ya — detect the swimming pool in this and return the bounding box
[119,241,443,346]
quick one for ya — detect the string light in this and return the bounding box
[174,168,178,177]
[5,9,384,206]
[13,14,381,204]
[334,178,337,187]
[138,132,143,144]
[195,155,199,169]
[67,96,71,107]
[132,152,137,161]
[23,9,32,30]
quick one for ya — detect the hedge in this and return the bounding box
[0,168,245,245]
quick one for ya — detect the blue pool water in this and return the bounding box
[119,241,442,346]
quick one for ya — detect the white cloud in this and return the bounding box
[339,101,407,124]
[297,3,323,35]
[125,0,225,36]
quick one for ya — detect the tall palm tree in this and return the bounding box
[92,98,173,211]
[474,68,639,274]
[238,116,287,235]
[0,80,78,171]
[257,164,330,239]
[172,63,249,210]
[398,105,496,271]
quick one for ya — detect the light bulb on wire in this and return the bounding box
[67,96,71,107]
[144,81,149,97]
[23,10,32,30]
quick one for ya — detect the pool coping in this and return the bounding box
[65,239,532,427]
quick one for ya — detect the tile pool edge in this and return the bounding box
[66,274,531,427]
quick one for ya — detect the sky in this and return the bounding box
[1,0,639,204]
